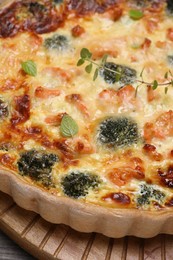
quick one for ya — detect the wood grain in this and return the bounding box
[0,191,173,259]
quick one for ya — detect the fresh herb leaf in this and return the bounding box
[80,48,92,59]
[85,63,93,73]
[77,47,173,95]
[93,68,99,81]
[140,67,145,78]
[115,72,121,82]
[129,9,143,20]
[60,115,78,138]
[77,58,85,66]
[101,54,108,65]
[115,67,122,82]
[169,70,173,77]
[164,72,168,79]
[152,80,158,90]
[21,60,37,76]
[165,87,168,94]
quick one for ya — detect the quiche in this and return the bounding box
[0,0,173,238]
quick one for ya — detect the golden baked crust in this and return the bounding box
[0,0,173,237]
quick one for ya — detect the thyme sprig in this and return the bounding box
[77,48,173,95]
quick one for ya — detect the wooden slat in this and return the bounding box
[144,235,162,260]
[86,233,110,260]
[1,205,36,234]
[57,229,91,260]
[43,225,69,255]
[126,237,142,260]
[24,218,52,247]
[165,235,173,260]
[0,192,14,216]
[110,238,124,260]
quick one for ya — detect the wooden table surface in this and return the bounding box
[0,230,35,260]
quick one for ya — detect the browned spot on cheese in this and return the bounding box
[0,153,16,171]
[0,0,64,38]
[11,94,30,126]
[45,112,67,125]
[65,94,89,118]
[158,165,173,188]
[108,166,144,187]
[167,28,173,41]
[101,6,123,21]
[67,0,119,15]
[102,192,131,205]
[141,38,151,49]
[143,144,163,161]
[165,198,173,207]
[71,25,85,37]
[35,86,61,99]
[144,110,173,142]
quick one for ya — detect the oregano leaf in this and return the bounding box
[129,9,143,20]
[93,68,99,81]
[21,60,37,76]
[165,87,168,94]
[80,48,92,59]
[115,72,121,82]
[77,58,85,66]
[164,71,168,79]
[85,63,93,73]
[101,54,108,65]
[169,70,173,77]
[60,115,78,138]
[152,80,158,90]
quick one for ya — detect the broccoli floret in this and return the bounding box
[61,171,101,198]
[167,0,173,13]
[0,99,8,118]
[44,34,68,51]
[137,183,165,207]
[18,150,58,187]
[99,62,137,86]
[98,117,139,148]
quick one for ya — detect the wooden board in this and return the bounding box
[0,191,173,260]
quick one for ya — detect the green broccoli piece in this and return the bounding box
[137,183,165,207]
[99,62,137,86]
[98,117,139,148]
[61,171,101,198]
[44,34,68,51]
[18,150,58,187]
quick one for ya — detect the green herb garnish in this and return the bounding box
[77,47,173,96]
[60,115,78,138]
[129,9,144,20]
[21,60,37,76]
